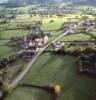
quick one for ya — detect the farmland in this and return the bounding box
[6,53,96,100]
[0,5,96,100]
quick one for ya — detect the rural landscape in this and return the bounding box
[0,0,96,100]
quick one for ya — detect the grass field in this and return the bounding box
[0,40,16,58]
[41,17,67,31]
[60,33,91,41]
[6,86,52,100]
[6,53,96,100]
[89,30,96,36]
[0,45,16,58]
[0,29,30,58]
[14,14,83,31]
[0,29,29,39]
[1,13,96,100]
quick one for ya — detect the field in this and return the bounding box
[12,14,83,31]
[6,53,96,100]
[0,12,96,100]
[0,39,16,58]
[0,29,30,58]
[61,33,91,41]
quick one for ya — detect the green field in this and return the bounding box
[61,33,91,41]
[0,13,96,100]
[13,14,82,31]
[0,29,30,58]
[6,86,52,100]
[0,39,16,58]
[0,45,16,58]
[0,29,29,39]
[89,30,96,36]
[41,17,67,31]
[6,53,96,100]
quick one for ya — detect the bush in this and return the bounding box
[0,54,17,69]
[50,20,54,23]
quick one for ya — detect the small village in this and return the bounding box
[0,1,96,100]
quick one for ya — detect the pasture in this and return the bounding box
[0,13,96,100]
[6,53,96,100]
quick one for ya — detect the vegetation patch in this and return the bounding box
[77,48,96,74]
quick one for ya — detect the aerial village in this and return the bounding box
[0,1,96,100]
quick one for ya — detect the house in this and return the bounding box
[23,45,39,60]
[17,36,31,49]
[35,38,43,47]
[31,26,44,40]
[43,35,49,44]
[53,41,65,52]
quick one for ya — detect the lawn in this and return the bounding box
[6,53,96,100]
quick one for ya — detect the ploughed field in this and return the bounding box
[6,53,96,100]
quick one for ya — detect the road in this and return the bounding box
[10,30,70,88]
[10,20,95,88]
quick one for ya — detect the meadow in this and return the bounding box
[6,53,96,100]
[0,13,96,100]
